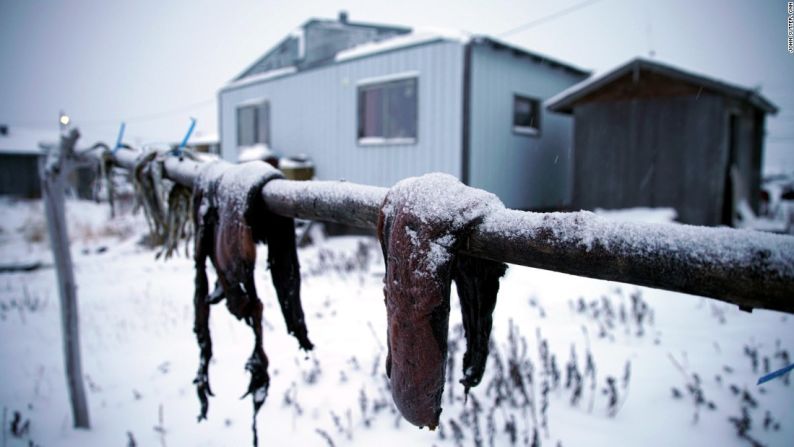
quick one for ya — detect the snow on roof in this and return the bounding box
[546,58,778,114]
[335,28,470,63]
[189,132,218,145]
[0,127,57,155]
[224,66,297,90]
[238,143,276,163]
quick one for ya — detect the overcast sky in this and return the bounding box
[0,0,791,170]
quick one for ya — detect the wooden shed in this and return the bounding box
[547,58,777,226]
[0,126,52,198]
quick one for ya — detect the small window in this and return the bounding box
[358,77,418,145]
[237,101,270,147]
[513,95,540,136]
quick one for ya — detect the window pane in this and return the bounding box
[513,95,540,131]
[359,87,384,138]
[237,105,257,146]
[358,77,417,141]
[257,102,270,145]
[386,79,417,138]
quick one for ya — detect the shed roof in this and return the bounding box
[546,58,777,115]
[0,127,56,155]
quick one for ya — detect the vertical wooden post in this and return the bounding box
[39,128,91,429]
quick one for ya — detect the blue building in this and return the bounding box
[218,13,587,210]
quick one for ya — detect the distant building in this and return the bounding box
[217,13,588,210]
[0,125,53,198]
[176,132,220,155]
[547,58,777,226]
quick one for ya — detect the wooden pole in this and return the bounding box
[83,143,794,314]
[40,128,91,429]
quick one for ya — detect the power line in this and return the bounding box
[497,0,607,38]
[0,98,216,130]
[80,98,216,125]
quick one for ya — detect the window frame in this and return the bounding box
[512,94,541,137]
[356,74,419,146]
[236,100,271,147]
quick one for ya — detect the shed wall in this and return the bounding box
[0,154,42,198]
[220,41,464,188]
[468,44,584,210]
[572,95,727,225]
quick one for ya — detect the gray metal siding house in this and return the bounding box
[547,58,777,226]
[468,41,588,209]
[218,14,588,210]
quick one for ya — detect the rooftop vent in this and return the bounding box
[338,11,348,24]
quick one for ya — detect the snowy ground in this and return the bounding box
[0,198,792,446]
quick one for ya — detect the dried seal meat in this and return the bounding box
[377,173,507,429]
[191,160,313,445]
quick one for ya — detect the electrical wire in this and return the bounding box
[497,0,607,38]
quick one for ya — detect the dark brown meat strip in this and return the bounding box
[191,160,313,444]
[377,173,507,429]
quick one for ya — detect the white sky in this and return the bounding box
[0,0,792,170]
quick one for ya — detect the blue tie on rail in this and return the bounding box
[757,363,794,385]
[175,117,197,156]
[112,122,126,154]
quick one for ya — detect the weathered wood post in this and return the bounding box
[39,127,91,429]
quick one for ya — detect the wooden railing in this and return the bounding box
[41,127,794,429]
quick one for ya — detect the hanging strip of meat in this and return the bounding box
[191,160,313,444]
[377,173,507,429]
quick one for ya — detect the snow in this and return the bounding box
[237,144,276,163]
[382,173,504,275]
[480,208,794,276]
[199,160,282,217]
[357,137,416,146]
[278,156,313,170]
[225,66,298,90]
[335,29,470,63]
[0,127,57,155]
[594,207,678,224]
[1,198,793,446]
[382,173,503,230]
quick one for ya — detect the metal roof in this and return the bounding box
[226,17,589,89]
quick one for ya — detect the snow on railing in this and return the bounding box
[89,132,794,315]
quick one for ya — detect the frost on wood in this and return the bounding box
[476,209,794,312]
[192,160,313,446]
[263,179,387,229]
[90,142,794,312]
[377,173,507,429]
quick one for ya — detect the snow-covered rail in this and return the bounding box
[97,133,794,315]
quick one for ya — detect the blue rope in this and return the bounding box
[175,117,196,156]
[112,122,126,154]
[757,363,794,385]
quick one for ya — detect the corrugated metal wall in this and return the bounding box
[468,45,584,210]
[220,40,464,188]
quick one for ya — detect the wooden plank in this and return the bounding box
[80,143,794,314]
[39,129,90,429]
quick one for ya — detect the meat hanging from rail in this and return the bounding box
[191,160,313,445]
[377,173,507,429]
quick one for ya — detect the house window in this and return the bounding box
[237,101,270,146]
[513,95,540,136]
[357,77,418,145]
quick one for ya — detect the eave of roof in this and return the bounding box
[471,36,590,78]
[546,58,778,115]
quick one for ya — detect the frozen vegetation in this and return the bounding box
[0,198,792,446]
